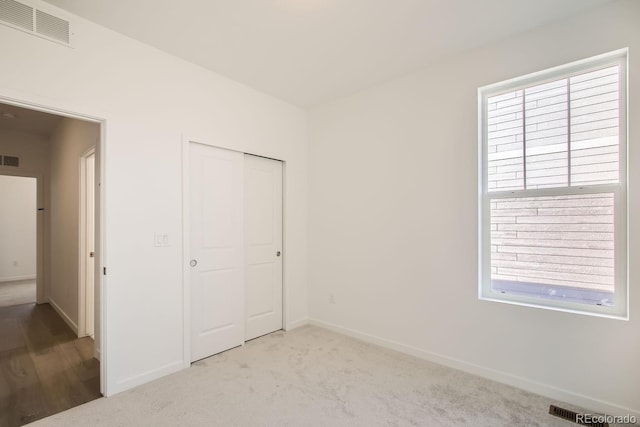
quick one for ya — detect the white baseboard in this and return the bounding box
[309,318,639,419]
[0,275,36,283]
[49,298,78,335]
[110,360,184,396]
[285,317,308,331]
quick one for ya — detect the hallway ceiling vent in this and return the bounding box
[0,0,71,45]
[35,9,69,44]
[0,0,32,31]
[0,155,20,168]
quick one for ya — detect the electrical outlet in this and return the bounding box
[154,233,170,247]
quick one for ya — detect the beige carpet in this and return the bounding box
[28,325,634,426]
[0,279,35,307]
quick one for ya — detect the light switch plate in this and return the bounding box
[154,233,170,247]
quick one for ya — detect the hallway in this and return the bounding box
[0,302,100,426]
[0,280,36,308]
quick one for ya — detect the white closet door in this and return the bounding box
[244,154,283,341]
[190,143,245,362]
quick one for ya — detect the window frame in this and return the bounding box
[478,49,628,319]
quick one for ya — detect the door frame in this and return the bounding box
[0,95,108,396]
[181,136,287,367]
[0,171,44,303]
[78,147,96,338]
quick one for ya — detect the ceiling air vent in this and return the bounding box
[0,0,71,46]
[35,9,69,44]
[0,0,33,31]
[1,155,20,167]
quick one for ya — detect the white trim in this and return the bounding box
[0,95,104,124]
[181,134,191,368]
[49,297,78,334]
[78,147,96,339]
[309,318,640,419]
[0,275,36,283]
[477,49,628,319]
[78,149,87,337]
[97,116,107,396]
[112,360,183,395]
[479,48,628,97]
[281,161,288,331]
[285,317,308,331]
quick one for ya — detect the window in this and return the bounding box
[478,50,627,318]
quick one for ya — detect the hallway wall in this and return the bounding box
[0,128,50,301]
[0,175,37,282]
[49,118,98,333]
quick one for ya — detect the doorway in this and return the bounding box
[0,175,37,307]
[185,141,284,363]
[0,99,105,424]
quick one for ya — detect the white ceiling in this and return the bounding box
[43,0,616,107]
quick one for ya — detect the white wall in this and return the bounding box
[0,128,50,173]
[309,0,639,417]
[0,128,49,302]
[49,117,98,331]
[0,0,308,395]
[0,175,37,282]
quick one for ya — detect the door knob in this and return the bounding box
[89,252,95,258]
[190,259,198,267]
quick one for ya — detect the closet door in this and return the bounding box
[189,143,244,361]
[244,154,283,341]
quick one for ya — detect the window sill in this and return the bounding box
[478,291,628,321]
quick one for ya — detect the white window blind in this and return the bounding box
[487,65,619,191]
[479,51,627,318]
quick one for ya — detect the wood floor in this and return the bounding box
[0,303,100,427]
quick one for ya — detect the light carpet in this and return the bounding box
[28,325,634,426]
[0,279,35,307]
